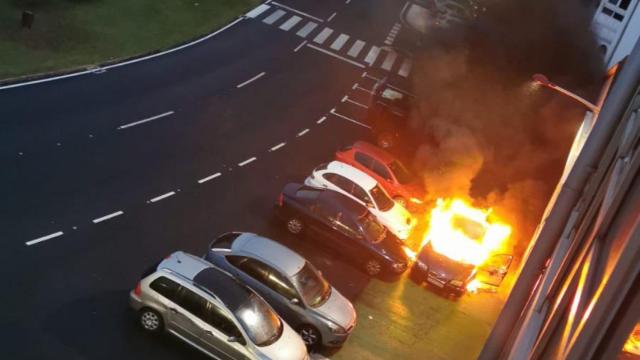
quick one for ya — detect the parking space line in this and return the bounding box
[279,15,302,31]
[363,73,416,96]
[313,28,334,44]
[354,85,374,94]
[364,46,381,65]
[238,157,257,167]
[269,142,286,152]
[347,40,366,58]
[296,21,318,38]
[92,211,124,224]
[117,111,174,130]
[398,58,412,77]
[25,231,64,246]
[149,191,176,203]
[297,129,310,137]
[246,4,271,18]
[306,44,365,68]
[344,97,369,109]
[270,1,324,23]
[236,72,266,88]
[329,108,371,129]
[263,9,286,25]
[330,34,350,51]
[198,172,222,184]
[294,40,307,52]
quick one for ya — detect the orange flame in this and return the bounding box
[422,198,511,266]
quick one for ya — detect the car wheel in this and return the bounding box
[365,259,382,276]
[286,217,304,235]
[393,196,407,208]
[297,324,321,348]
[139,308,163,333]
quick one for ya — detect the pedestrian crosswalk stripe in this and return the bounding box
[364,46,381,65]
[330,34,350,51]
[246,4,270,18]
[296,21,318,38]
[280,15,302,31]
[398,58,412,77]
[381,51,397,71]
[263,9,286,25]
[347,40,366,58]
[313,27,334,44]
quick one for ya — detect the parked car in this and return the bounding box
[204,233,356,349]
[275,183,409,276]
[335,141,425,211]
[367,77,412,149]
[129,251,308,360]
[304,160,416,240]
[411,242,512,297]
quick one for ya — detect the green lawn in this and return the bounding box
[0,0,260,80]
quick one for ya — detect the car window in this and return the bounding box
[175,287,208,320]
[361,214,387,243]
[371,160,392,181]
[149,276,180,302]
[322,173,338,184]
[329,174,356,194]
[370,185,394,211]
[354,151,374,169]
[296,189,321,200]
[235,293,283,347]
[351,183,373,206]
[206,303,244,341]
[291,262,331,308]
[227,256,298,300]
[388,160,415,184]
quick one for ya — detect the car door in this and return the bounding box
[200,301,253,360]
[476,254,513,287]
[329,213,366,259]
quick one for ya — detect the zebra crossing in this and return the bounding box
[245,3,412,78]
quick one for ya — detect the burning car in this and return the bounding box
[410,198,513,297]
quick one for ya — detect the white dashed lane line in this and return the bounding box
[92,210,124,224]
[270,142,287,152]
[297,129,310,137]
[25,231,64,246]
[294,40,307,52]
[317,116,327,124]
[327,12,337,22]
[237,72,266,88]
[238,157,257,167]
[198,172,222,184]
[116,111,174,130]
[149,191,176,203]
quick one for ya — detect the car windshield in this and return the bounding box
[234,294,283,347]
[291,262,331,308]
[388,160,415,184]
[452,215,486,242]
[370,185,394,211]
[361,214,386,243]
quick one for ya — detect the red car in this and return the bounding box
[335,141,425,211]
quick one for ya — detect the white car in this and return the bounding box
[304,161,416,240]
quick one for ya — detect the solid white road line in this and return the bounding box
[271,1,324,23]
[313,28,334,44]
[238,157,257,167]
[270,142,286,152]
[398,58,412,77]
[149,191,176,203]
[345,97,369,109]
[297,129,310,137]
[263,9,286,25]
[306,44,365,68]
[26,231,64,246]
[330,109,371,129]
[198,172,222,184]
[347,40,366,58]
[117,111,174,130]
[364,46,381,65]
[246,4,271,18]
[296,21,318,37]
[1,18,244,91]
[236,72,266,88]
[381,51,398,71]
[327,12,337,22]
[92,211,124,224]
[317,116,327,124]
[279,15,302,30]
[294,40,307,52]
[330,34,350,51]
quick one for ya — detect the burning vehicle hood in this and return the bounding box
[418,243,474,281]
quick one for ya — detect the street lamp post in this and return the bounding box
[532,73,600,114]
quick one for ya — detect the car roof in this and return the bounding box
[319,190,368,218]
[158,251,213,280]
[193,267,252,311]
[232,233,306,276]
[326,160,377,190]
[351,141,396,164]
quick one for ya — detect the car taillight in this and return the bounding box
[276,193,284,207]
[134,281,142,296]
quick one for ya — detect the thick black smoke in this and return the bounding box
[409,0,604,256]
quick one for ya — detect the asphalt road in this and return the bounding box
[1,0,415,358]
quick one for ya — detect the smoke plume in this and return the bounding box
[409,0,604,256]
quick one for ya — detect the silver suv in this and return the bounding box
[130,251,308,360]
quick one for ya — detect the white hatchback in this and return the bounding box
[304,161,416,240]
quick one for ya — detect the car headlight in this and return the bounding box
[449,280,464,287]
[323,319,347,335]
[392,262,407,273]
[415,261,428,271]
[409,197,423,204]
